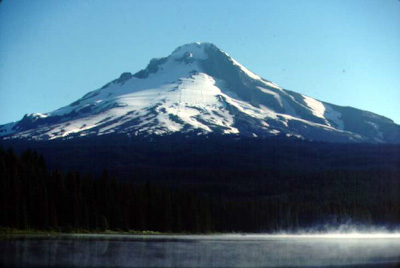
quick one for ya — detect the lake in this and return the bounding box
[1,234,400,267]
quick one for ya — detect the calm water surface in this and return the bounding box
[1,234,400,268]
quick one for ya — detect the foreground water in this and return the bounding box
[1,234,400,267]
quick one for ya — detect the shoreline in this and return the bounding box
[2,228,400,240]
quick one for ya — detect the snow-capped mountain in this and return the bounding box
[1,42,399,143]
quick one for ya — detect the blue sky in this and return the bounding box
[1,0,399,124]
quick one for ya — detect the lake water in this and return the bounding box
[1,234,400,267]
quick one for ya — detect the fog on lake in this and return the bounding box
[1,234,400,268]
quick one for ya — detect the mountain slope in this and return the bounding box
[1,42,399,143]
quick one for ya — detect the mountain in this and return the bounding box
[1,42,399,143]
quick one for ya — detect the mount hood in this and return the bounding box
[1,42,399,143]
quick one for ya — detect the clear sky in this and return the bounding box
[1,0,399,124]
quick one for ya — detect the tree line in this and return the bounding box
[0,146,399,233]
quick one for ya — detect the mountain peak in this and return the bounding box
[170,42,225,61]
[1,42,399,143]
[133,42,226,79]
[171,41,216,53]
[170,43,207,61]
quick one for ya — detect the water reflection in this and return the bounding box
[1,234,400,267]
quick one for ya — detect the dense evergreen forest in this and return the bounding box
[1,135,399,232]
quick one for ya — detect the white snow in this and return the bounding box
[324,104,344,130]
[29,113,48,119]
[302,95,345,130]
[262,80,282,90]
[0,42,369,142]
[303,95,326,119]
[257,87,283,107]
[366,121,384,141]
[0,122,17,136]
[170,42,209,60]
[302,95,346,129]
[230,57,262,81]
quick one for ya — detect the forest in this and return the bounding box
[1,134,399,233]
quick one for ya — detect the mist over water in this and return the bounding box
[274,223,400,236]
[1,232,400,268]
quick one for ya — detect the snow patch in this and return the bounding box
[303,95,326,119]
[171,42,208,60]
[366,121,384,140]
[324,104,344,130]
[0,122,17,136]
[231,58,262,81]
